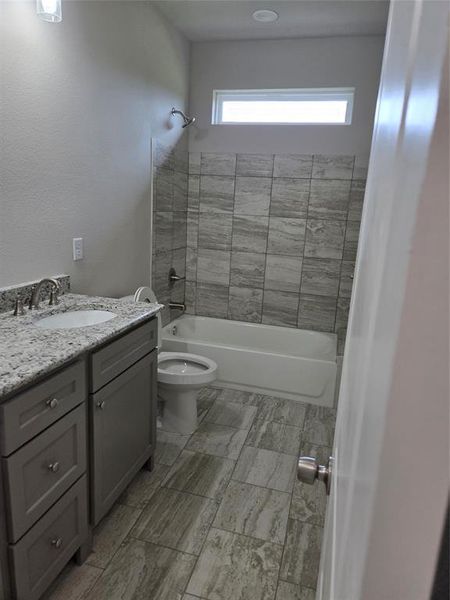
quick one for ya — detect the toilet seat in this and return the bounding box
[158,352,217,386]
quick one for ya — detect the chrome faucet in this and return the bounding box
[29,278,61,309]
[168,302,186,312]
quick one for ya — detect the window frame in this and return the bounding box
[211,87,355,126]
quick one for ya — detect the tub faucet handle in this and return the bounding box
[169,268,185,283]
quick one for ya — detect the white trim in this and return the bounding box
[212,87,355,125]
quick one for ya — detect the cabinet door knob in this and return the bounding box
[51,537,63,549]
[97,400,106,410]
[47,398,59,409]
[48,461,60,473]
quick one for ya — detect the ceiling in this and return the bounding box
[151,0,389,42]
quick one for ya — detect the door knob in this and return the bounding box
[297,456,332,495]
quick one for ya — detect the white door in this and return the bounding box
[315,1,449,599]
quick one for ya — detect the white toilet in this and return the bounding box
[125,287,217,435]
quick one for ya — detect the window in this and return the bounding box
[212,88,354,125]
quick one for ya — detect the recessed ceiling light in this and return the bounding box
[252,9,279,23]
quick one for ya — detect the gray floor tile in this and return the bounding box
[213,481,290,544]
[232,446,296,493]
[163,450,235,499]
[280,519,323,588]
[85,538,196,600]
[302,405,336,447]
[246,419,302,455]
[257,397,307,428]
[87,503,142,569]
[216,388,266,406]
[43,563,102,600]
[155,430,190,466]
[131,487,217,555]
[276,581,316,600]
[206,399,258,429]
[186,422,248,459]
[187,528,282,600]
[119,464,170,509]
[290,443,330,526]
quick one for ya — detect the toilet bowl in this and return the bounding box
[123,287,218,435]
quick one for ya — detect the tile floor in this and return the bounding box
[44,387,336,600]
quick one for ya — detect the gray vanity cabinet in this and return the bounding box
[90,330,157,525]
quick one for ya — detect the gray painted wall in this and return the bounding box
[188,36,384,155]
[0,1,190,297]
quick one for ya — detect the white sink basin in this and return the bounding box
[35,310,116,329]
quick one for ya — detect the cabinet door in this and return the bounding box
[90,351,156,524]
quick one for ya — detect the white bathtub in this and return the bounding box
[161,315,337,407]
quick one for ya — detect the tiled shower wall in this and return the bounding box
[152,140,188,326]
[185,152,368,354]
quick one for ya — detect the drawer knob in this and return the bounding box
[97,400,106,410]
[47,398,59,409]
[48,462,60,473]
[51,537,63,549]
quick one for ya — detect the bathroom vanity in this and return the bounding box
[0,290,160,600]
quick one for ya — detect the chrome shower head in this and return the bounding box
[171,108,196,128]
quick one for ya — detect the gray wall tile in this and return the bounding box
[188,174,200,211]
[347,180,365,222]
[173,171,188,211]
[343,220,361,260]
[230,252,266,288]
[232,215,268,253]
[154,212,174,254]
[274,154,313,178]
[198,213,233,250]
[189,152,201,175]
[339,261,355,298]
[297,294,337,331]
[186,247,198,281]
[300,258,341,297]
[185,281,196,313]
[304,219,345,259]
[187,212,199,248]
[312,154,354,179]
[264,255,302,293]
[262,290,299,327]
[172,212,187,250]
[200,175,235,213]
[154,168,173,212]
[228,286,263,322]
[234,176,272,216]
[270,178,309,218]
[201,153,236,176]
[308,179,351,220]
[236,154,274,177]
[197,249,230,285]
[196,283,229,318]
[353,154,369,180]
[267,217,306,256]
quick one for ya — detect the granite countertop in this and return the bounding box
[0,293,162,399]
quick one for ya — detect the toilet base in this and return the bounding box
[159,384,200,435]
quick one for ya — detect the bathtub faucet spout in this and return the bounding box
[169,302,186,312]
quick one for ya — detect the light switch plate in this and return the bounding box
[73,238,83,261]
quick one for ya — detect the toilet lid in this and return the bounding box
[134,286,157,304]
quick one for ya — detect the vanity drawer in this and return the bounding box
[9,475,88,600]
[3,404,87,543]
[91,319,156,391]
[0,360,86,456]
